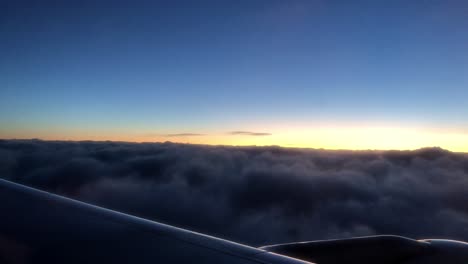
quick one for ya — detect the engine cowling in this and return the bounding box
[261,235,468,264]
[404,239,468,264]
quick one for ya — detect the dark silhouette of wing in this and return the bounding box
[0,179,310,264]
[4,178,468,264]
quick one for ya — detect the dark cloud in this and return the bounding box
[1,139,468,246]
[162,133,205,137]
[229,131,272,136]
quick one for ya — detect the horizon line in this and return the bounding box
[1,137,465,154]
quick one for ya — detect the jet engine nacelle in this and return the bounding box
[405,239,468,264]
[261,235,468,264]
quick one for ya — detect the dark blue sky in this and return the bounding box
[1,1,468,149]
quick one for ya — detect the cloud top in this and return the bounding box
[1,139,467,246]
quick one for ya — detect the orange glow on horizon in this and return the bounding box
[2,124,468,152]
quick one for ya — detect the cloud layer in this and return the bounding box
[1,139,468,246]
[229,131,272,136]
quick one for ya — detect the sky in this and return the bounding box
[1,0,468,151]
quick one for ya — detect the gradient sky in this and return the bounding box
[1,0,468,151]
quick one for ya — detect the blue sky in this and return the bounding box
[1,1,468,150]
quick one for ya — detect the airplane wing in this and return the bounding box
[2,178,468,264]
[0,179,311,264]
